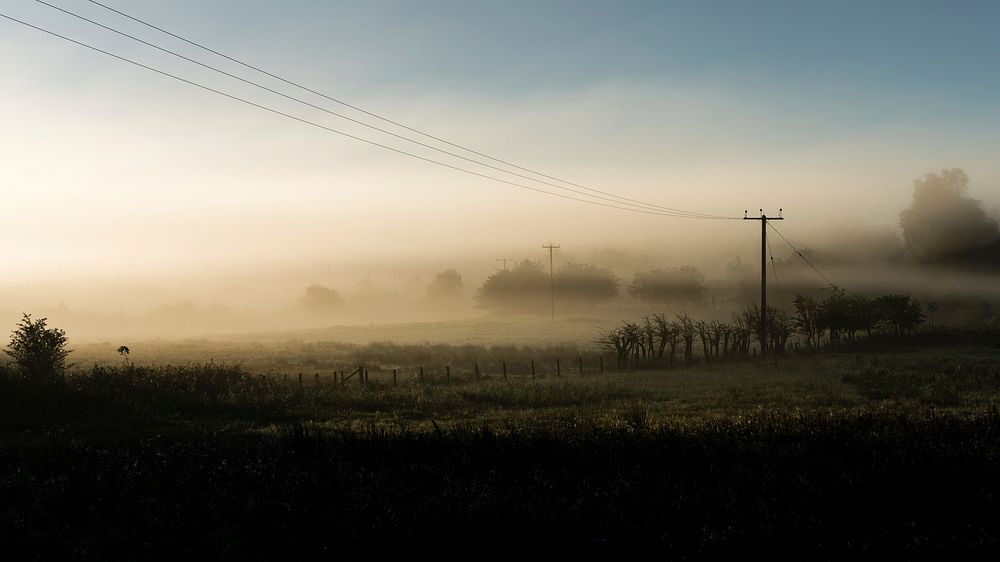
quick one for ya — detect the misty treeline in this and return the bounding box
[595,287,925,368]
[295,259,709,315]
[297,269,465,314]
[289,167,999,320]
[472,260,706,312]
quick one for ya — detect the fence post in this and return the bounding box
[578,356,583,376]
[393,368,398,386]
[314,373,319,385]
[419,366,424,383]
[600,356,604,374]
[359,365,365,387]
[364,368,369,385]
[556,358,561,378]
[531,360,536,379]
[446,365,451,384]
[298,373,303,388]
[475,364,480,380]
[283,373,288,383]
[502,361,507,380]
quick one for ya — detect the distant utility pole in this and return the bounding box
[496,257,513,272]
[542,243,560,321]
[743,209,783,355]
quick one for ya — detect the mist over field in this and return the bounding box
[3,168,998,342]
[7,2,1000,558]
[2,2,1000,344]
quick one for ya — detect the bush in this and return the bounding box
[4,314,72,383]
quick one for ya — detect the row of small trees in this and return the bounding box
[594,307,784,368]
[595,288,925,367]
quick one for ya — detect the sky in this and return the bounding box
[2,0,1000,306]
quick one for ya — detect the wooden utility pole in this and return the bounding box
[543,243,560,321]
[743,209,783,355]
[495,257,513,272]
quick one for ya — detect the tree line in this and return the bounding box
[474,259,706,312]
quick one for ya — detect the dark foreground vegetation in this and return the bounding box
[4,338,1000,559]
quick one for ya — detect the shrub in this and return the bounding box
[4,314,72,383]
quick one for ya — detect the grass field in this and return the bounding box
[3,337,1000,558]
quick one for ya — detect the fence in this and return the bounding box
[263,346,795,389]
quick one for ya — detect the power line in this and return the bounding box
[767,222,835,287]
[82,0,733,220]
[34,0,719,218]
[0,12,724,219]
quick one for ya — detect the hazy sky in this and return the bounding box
[3,0,1000,286]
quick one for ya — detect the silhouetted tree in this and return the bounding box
[767,308,794,353]
[640,316,656,361]
[4,314,72,383]
[731,313,753,356]
[709,320,729,358]
[875,294,926,335]
[595,324,632,368]
[674,313,696,362]
[792,294,821,348]
[695,320,711,362]
[846,294,877,340]
[818,286,851,344]
[650,313,679,364]
[116,345,131,367]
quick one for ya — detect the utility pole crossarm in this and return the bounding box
[743,209,783,356]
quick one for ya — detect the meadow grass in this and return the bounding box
[2,343,1000,557]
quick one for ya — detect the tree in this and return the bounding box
[709,320,730,358]
[900,168,1000,262]
[674,313,696,362]
[594,324,633,369]
[875,294,925,335]
[474,260,548,313]
[4,314,72,383]
[116,345,132,368]
[426,269,464,300]
[298,284,345,313]
[767,308,794,353]
[695,320,711,362]
[553,262,619,307]
[792,294,821,348]
[650,313,679,364]
[730,312,753,356]
[818,286,850,344]
[846,294,877,340]
[627,266,706,306]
